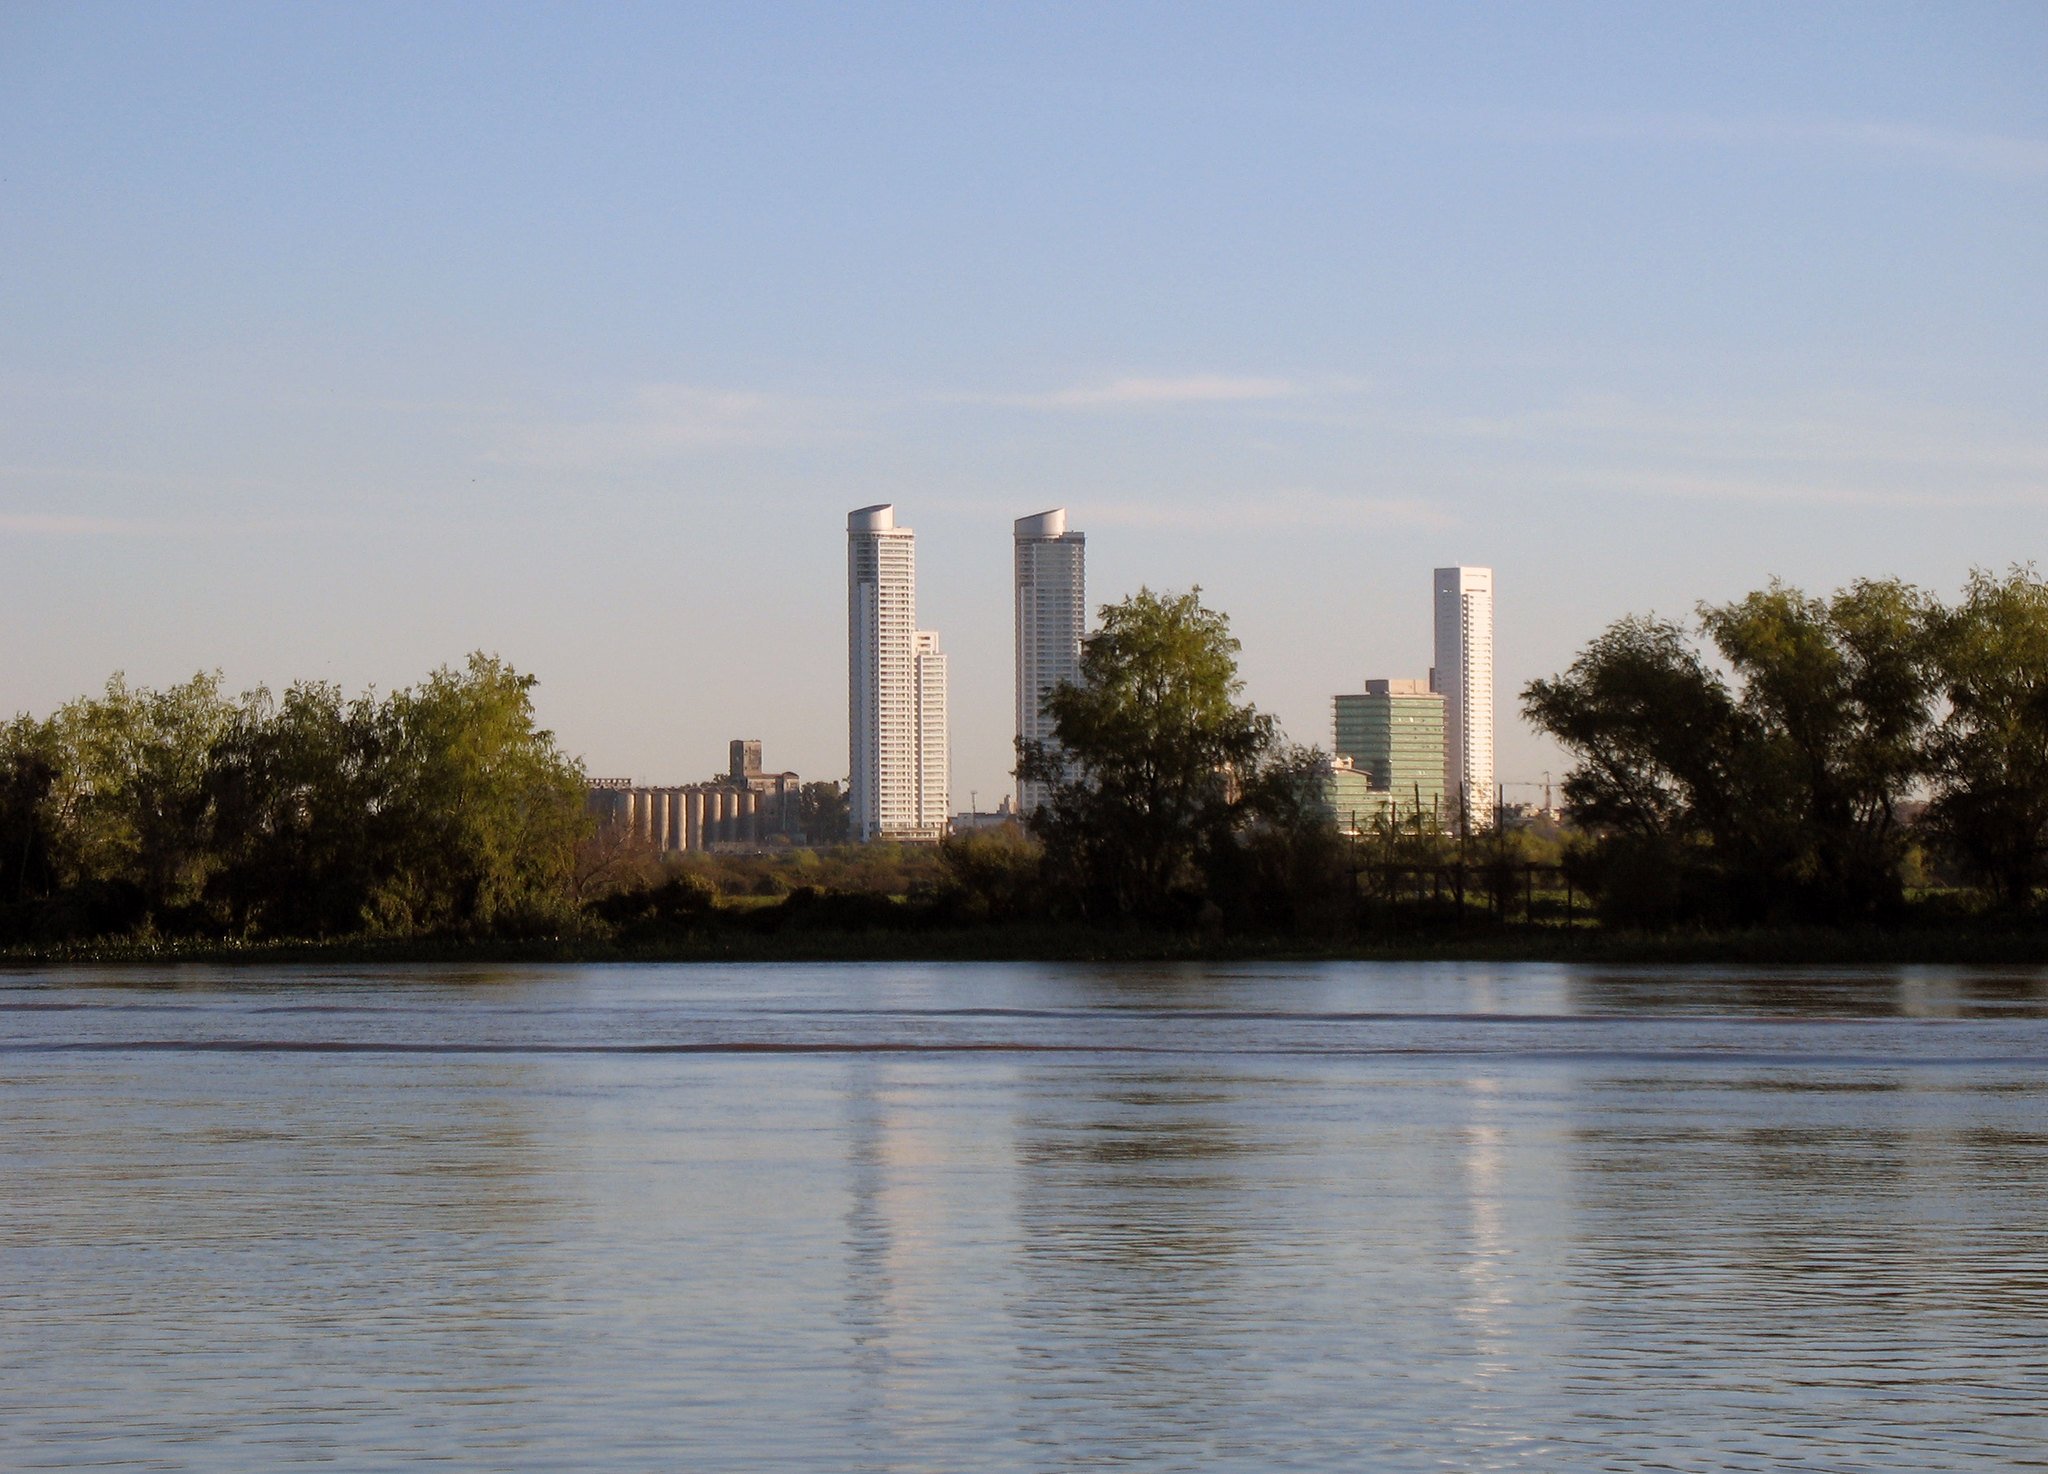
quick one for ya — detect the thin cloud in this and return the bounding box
[1089,488,1452,532]
[495,384,837,467]
[1427,394,2048,486]
[1555,468,2048,511]
[1502,109,2048,180]
[0,513,152,535]
[964,375,1299,411]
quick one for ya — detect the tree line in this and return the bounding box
[1524,568,2048,925]
[0,655,588,944]
[7,569,2044,951]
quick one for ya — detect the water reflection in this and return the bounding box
[1009,1065,1263,1467]
[1,961,2042,1472]
[0,1047,572,1466]
[1563,1067,2048,1467]
[1566,965,2048,1018]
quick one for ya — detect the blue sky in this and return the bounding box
[3,1,2043,804]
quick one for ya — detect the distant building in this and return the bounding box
[1014,508,1085,811]
[847,505,947,842]
[729,738,801,836]
[914,629,949,836]
[1433,566,1496,829]
[953,795,1020,835]
[587,739,805,851]
[1317,756,1389,834]
[1326,680,1447,833]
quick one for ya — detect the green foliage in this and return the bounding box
[1699,578,1935,919]
[936,824,1043,923]
[1522,616,1736,842]
[591,864,720,938]
[1018,586,1338,926]
[796,780,850,845]
[0,654,587,944]
[367,656,589,934]
[207,681,388,936]
[1923,567,2048,911]
[1526,576,1977,926]
[1212,742,1353,932]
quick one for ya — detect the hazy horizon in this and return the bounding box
[4,2,2042,806]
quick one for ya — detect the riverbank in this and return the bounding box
[9,922,2048,968]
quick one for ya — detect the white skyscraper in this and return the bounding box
[848,505,947,842]
[1013,508,1086,811]
[1432,565,1495,830]
[913,629,948,834]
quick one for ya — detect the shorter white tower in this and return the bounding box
[1432,565,1495,829]
[1013,508,1086,810]
[914,630,948,836]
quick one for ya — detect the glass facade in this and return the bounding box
[1329,683,1447,832]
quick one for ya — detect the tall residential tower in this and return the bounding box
[1432,565,1495,829]
[1013,508,1086,810]
[847,505,947,841]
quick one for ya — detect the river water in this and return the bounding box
[2,961,2043,1471]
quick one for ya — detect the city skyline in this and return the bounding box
[2,5,2040,813]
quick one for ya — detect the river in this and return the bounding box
[3,961,2043,1471]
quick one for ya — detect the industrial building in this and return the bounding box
[587,740,804,852]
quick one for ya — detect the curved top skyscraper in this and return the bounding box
[847,505,947,842]
[1013,508,1085,811]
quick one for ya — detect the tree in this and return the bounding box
[0,717,62,931]
[1520,616,1742,924]
[366,654,590,934]
[1018,586,1309,925]
[204,681,389,936]
[1699,579,1935,920]
[37,672,240,931]
[796,780,850,845]
[1526,580,1937,925]
[1923,567,2048,911]
[1522,615,1738,843]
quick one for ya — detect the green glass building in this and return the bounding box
[1326,679,1447,832]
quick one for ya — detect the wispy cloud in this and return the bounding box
[0,513,152,536]
[962,375,1300,411]
[1500,110,2048,180]
[1555,468,2048,511]
[1088,487,1452,531]
[494,384,839,467]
